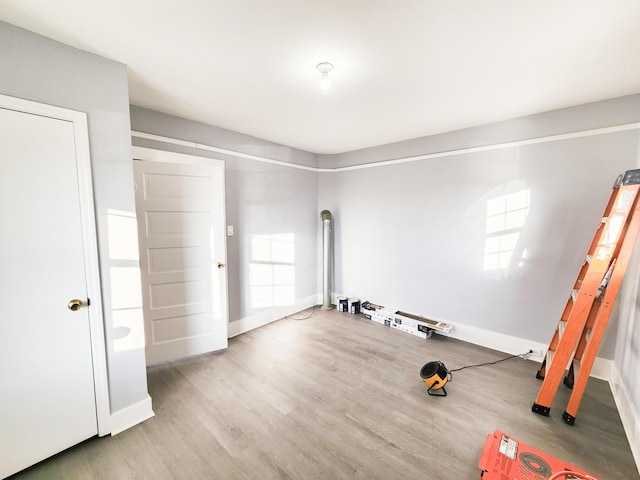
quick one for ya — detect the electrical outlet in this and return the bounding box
[526,348,543,358]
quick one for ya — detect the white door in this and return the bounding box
[133,151,228,365]
[0,105,100,477]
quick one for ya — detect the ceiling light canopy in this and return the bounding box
[316,62,333,90]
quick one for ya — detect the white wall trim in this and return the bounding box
[133,122,640,173]
[132,131,317,171]
[109,395,155,436]
[196,142,317,172]
[228,295,317,338]
[610,364,640,475]
[329,122,640,172]
[0,94,111,436]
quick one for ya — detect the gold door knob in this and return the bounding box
[217,262,226,269]
[67,299,83,311]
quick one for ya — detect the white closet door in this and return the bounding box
[0,107,98,478]
[134,155,228,365]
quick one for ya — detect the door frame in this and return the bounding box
[0,93,110,435]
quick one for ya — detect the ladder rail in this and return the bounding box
[564,255,618,388]
[563,295,602,388]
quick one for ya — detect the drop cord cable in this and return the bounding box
[447,351,532,380]
[285,305,319,321]
[548,471,594,480]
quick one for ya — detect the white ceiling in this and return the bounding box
[1,1,639,154]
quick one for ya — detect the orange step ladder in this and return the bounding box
[532,168,640,425]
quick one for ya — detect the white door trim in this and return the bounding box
[0,93,110,436]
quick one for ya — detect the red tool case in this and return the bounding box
[479,430,600,479]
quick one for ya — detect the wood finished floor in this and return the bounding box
[10,308,639,479]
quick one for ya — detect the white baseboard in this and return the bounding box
[443,321,549,361]
[440,321,613,381]
[610,364,640,475]
[329,296,615,381]
[330,293,548,361]
[109,394,155,436]
[329,295,614,380]
[228,295,317,338]
[590,357,613,381]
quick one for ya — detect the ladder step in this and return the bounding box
[558,321,566,338]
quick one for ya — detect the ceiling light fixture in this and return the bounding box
[316,62,334,90]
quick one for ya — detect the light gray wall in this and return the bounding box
[319,95,640,359]
[0,21,149,413]
[130,106,317,169]
[319,95,640,169]
[130,107,319,322]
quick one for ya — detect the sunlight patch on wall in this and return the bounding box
[484,189,530,271]
[249,233,295,308]
[107,209,145,352]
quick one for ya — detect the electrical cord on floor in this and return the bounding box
[548,471,593,480]
[448,350,532,375]
[285,305,319,321]
[421,350,535,396]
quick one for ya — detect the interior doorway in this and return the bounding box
[133,147,228,365]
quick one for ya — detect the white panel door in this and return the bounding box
[0,107,98,477]
[134,158,228,365]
